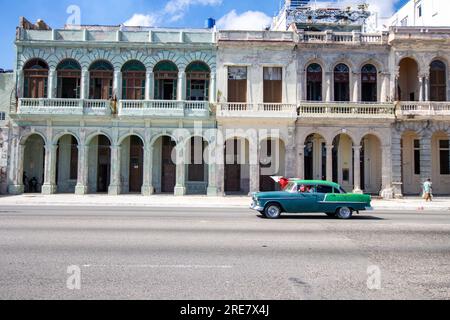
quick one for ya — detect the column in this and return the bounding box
[108,145,122,195]
[80,69,89,100]
[352,72,360,103]
[418,76,424,101]
[17,70,24,99]
[424,74,430,101]
[326,144,333,182]
[353,146,362,194]
[142,145,155,196]
[47,69,57,99]
[42,144,57,195]
[216,136,225,196]
[420,131,432,184]
[75,145,89,195]
[298,71,306,101]
[207,143,219,196]
[324,72,332,102]
[174,145,186,196]
[285,145,297,179]
[297,145,305,180]
[177,70,186,101]
[7,133,25,194]
[380,73,390,102]
[145,71,154,101]
[113,70,122,100]
[380,144,394,199]
[209,72,216,103]
[249,140,260,194]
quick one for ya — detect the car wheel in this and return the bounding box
[336,207,353,220]
[264,204,282,219]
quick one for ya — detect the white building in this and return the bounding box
[390,0,450,27]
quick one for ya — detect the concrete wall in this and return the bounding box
[0,73,14,194]
[390,0,450,27]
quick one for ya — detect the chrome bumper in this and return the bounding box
[250,202,264,212]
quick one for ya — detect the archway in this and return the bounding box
[23,59,49,98]
[360,134,382,194]
[306,63,323,101]
[361,64,377,102]
[259,138,285,191]
[55,134,78,193]
[398,58,419,101]
[122,60,146,100]
[87,134,111,193]
[430,60,447,101]
[22,134,45,193]
[401,130,421,195]
[153,135,177,193]
[186,61,210,101]
[186,136,209,194]
[332,133,354,191]
[431,131,450,194]
[89,60,114,100]
[334,64,350,102]
[120,135,144,193]
[304,133,326,181]
[154,61,178,100]
[224,137,249,194]
[56,59,81,99]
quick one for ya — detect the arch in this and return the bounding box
[153,60,179,73]
[185,61,211,102]
[333,63,350,102]
[56,59,82,99]
[430,59,447,101]
[22,134,46,193]
[23,58,49,71]
[304,133,327,181]
[306,63,323,101]
[361,64,378,102]
[89,59,114,71]
[181,52,216,72]
[259,137,286,191]
[184,135,210,195]
[330,129,357,145]
[85,131,113,146]
[56,59,81,71]
[154,61,179,101]
[224,137,250,194]
[332,133,354,189]
[152,134,178,193]
[118,132,145,146]
[150,133,178,148]
[20,131,48,146]
[55,134,79,193]
[89,60,114,100]
[186,61,211,73]
[87,134,112,193]
[401,130,421,195]
[52,131,80,146]
[122,60,146,100]
[359,134,382,194]
[121,60,146,72]
[120,134,144,193]
[23,58,49,99]
[398,57,419,101]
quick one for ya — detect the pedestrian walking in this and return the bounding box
[423,179,433,202]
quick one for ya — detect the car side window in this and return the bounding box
[316,185,334,194]
[297,185,315,193]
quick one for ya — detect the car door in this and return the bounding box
[290,185,318,213]
[315,184,336,213]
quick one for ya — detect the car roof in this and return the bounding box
[290,180,341,189]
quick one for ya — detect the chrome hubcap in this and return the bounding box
[339,207,351,218]
[268,206,280,217]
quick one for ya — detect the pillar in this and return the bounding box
[325,72,332,102]
[216,134,225,196]
[113,71,122,100]
[145,71,154,101]
[249,140,260,194]
[380,144,395,199]
[174,145,186,196]
[75,145,89,195]
[17,70,24,99]
[47,69,57,99]
[207,143,219,196]
[326,144,333,182]
[297,144,305,180]
[380,73,390,102]
[42,144,57,194]
[7,133,25,194]
[142,145,154,196]
[80,69,89,100]
[418,76,424,101]
[209,72,216,103]
[177,70,186,101]
[353,145,362,194]
[352,72,360,103]
[108,145,122,195]
[420,131,432,184]
[285,145,297,179]
[424,74,430,101]
[298,71,306,101]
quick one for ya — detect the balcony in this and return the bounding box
[216,103,298,119]
[397,102,450,118]
[218,31,294,42]
[299,31,388,45]
[15,98,211,118]
[298,102,395,119]
[119,100,211,118]
[17,98,111,116]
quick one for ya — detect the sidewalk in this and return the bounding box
[1,194,450,211]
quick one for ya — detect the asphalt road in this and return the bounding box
[0,206,449,300]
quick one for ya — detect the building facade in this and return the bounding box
[390,0,449,27]
[2,16,450,198]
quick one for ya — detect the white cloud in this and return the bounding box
[124,13,159,27]
[124,0,222,26]
[217,10,272,30]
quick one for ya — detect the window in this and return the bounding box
[307,63,322,101]
[23,59,49,98]
[430,60,447,102]
[228,67,247,103]
[439,140,450,175]
[334,64,350,102]
[0,112,5,121]
[122,60,146,100]
[186,61,210,101]
[154,61,178,100]
[263,67,282,103]
[89,60,114,100]
[316,185,334,194]
[361,64,377,102]
[57,59,81,99]
[418,5,422,18]
[414,139,421,175]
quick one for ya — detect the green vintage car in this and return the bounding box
[250,180,372,219]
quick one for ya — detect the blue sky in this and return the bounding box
[0,0,408,69]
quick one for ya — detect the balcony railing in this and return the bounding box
[298,102,395,118]
[299,31,388,45]
[217,103,297,118]
[397,102,450,117]
[119,100,210,118]
[18,98,111,116]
